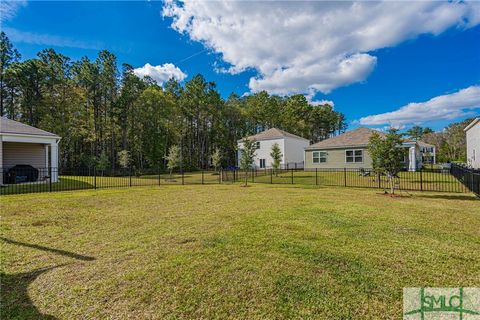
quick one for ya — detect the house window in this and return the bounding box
[346,149,363,163]
[313,151,327,163]
[255,141,260,149]
[259,159,266,168]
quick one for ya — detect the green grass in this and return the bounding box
[0,169,465,196]
[0,171,221,195]
[1,185,479,319]
[241,169,465,193]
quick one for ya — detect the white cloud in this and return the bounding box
[3,27,103,50]
[133,63,187,84]
[359,85,480,127]
[163,1,480,96]
[305,92,334,107]
[0,1,26,23]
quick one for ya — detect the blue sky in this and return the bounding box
[1,1,479,131]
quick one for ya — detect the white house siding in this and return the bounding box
[2,142,47,169]
[283,137,310,166]
[466,120,480,169]
[238,138,285,169]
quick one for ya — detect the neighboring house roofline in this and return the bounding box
[238,127,309,143]
[0,132,61,141]
[306,127,384,150]
[307,144,370,150]
[1,117,60,138]
[464,117,480,132]
[307,142,419,151]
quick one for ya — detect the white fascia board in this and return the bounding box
[0,133,61,144]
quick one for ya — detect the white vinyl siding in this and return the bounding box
[2,142,47,169]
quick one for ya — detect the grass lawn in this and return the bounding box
[1,184,479,319]
[245,169,466,193]
[0,171,221,195]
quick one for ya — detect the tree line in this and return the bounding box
[0,32,346,171]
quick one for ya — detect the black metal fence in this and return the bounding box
[1,165,476,196]
[0,167,223,195]
[221,167,471,194]
[450,163,480,197]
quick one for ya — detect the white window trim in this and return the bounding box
[345,149,364,164]
[312,151,328,164]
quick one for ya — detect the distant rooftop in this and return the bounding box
[0,117,59,137]
[306,127,384,150]
[464,118,480,132]
[241,128,309,142]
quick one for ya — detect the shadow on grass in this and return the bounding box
[0,237,95,261]
[1,238,95,319]
[0,176,94,195]
[413,194,478,201]
[1,265,67,319]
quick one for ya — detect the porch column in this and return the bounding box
[50,141,59,182]
[45,144,49,169]
[408,146,416,172]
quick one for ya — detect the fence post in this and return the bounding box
[315,168,318,186]
[94,167,97,189]
[218,170,221,184]
[420,170,423,191]
[471,170,475,192]
[270,168,273,184]
[49,169,52,192]
[291,168,294,184]
[377,173,381,189]
[344,168,347,187]
[129,168,132,187]
[252,169,255,183]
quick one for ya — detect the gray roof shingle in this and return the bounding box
[241,128,309,142]
[306,127,384,150]
[0,117,59,137]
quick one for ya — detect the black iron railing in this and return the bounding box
[0,167,223,195]
[222,167,470,194]
[1,165,476,196]
[450,163,480,197]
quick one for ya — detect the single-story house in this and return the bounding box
[237,128,309,169]
[1,117,61,184]
[465,117,480,169]
[304,127,423,171]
